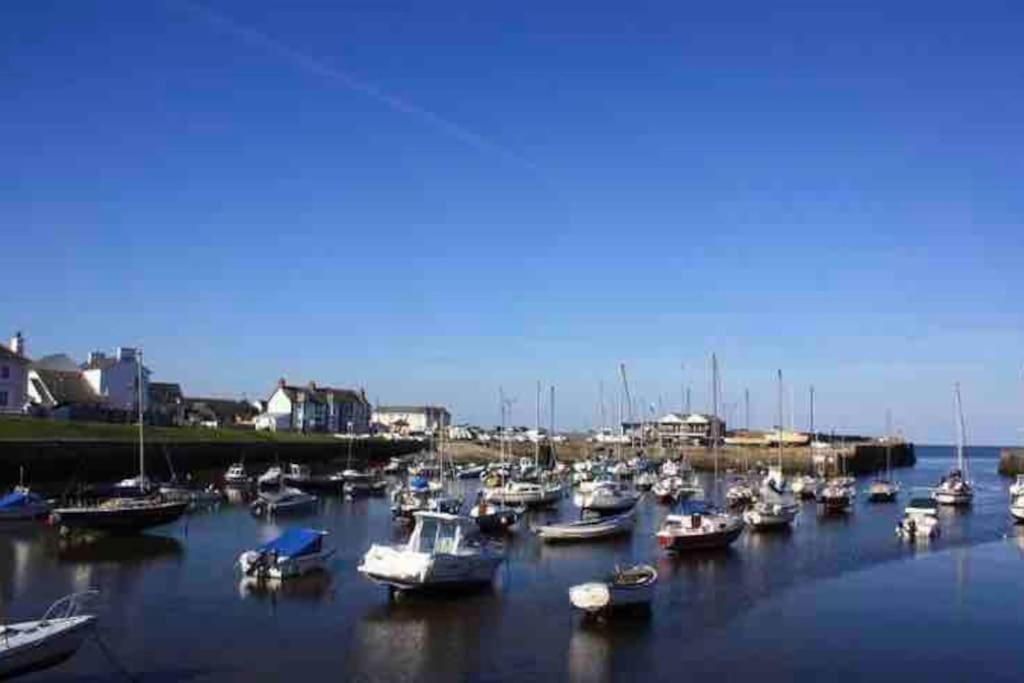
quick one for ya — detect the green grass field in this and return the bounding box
[0,417,342,443]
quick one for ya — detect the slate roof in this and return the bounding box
[0,343,30,365]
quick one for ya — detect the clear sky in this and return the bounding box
[3,1,1022,444]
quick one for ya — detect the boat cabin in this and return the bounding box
[407,512,478,555]
[287,463,311,480]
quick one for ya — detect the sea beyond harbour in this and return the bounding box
[2,446,1023,682]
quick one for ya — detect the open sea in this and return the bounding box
[2,446,1022,682]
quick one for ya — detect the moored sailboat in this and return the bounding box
[933,384,973,507]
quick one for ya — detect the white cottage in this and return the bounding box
[0,332,30,414]
[263,379,371,433]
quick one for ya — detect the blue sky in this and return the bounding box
[3,1,1022,443]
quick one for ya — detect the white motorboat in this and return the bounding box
[656,501,744,552]
[790,475,821,500]
[1010,495,1024,523]
[224,462,250,486]
[896,496,940,541]
[535,508,635,542]
[818,479,853,514]
[484,480,562,508]
[250,487,318,516]
[569,564,657,616]
[238,528,334,580]
[257,466,284,489]
[1009,475,1024,499]
[934,384,974,507]
[0,488,51,521]
[358,511,505,593]
[0,591,97,679]
[578,481,641,514]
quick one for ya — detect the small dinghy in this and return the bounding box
[238,528,334,579]
[0,488,51,521]
[0,591,97,679]
[250,487,318,516]
[569,564,657,616]
[535,508,635,542]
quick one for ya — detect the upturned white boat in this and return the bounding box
[0,592,97,679]
[238,528,334,579]
[250,487,318,516]
[484,480,562,508]
[896,496,940,541]
[358,512,504,593]
[569,564,657,615]
[656,501,744,552]
[0,488,51,521]
[579,481,641,514]
[535,508,635,542]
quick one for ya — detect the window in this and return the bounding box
[0,365,8,379]
[0,390,7,406]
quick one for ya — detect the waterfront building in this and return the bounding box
[373,405,451,436]
[263,379,371,434]
[622,412,727,446]
[149,382,185,425]
[0,332,30,414]
[183,397,258,428]
[81,347,150,412]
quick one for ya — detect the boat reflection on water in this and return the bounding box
[56,533,184,566]
[223,487,253,505]
[348,594,502,680]
[238,571,334,603]
[568,616,653,681]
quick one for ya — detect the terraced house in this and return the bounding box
[261,379,371,433]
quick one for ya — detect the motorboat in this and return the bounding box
[390,480,461,522]
[224,462,250,486]
[0,488,51,521]
[569,564,657,616]
[818,479,853,514]
[484,480,562,508]
[1009,475,1024,499]
[896,496,940,541]
[358,511,505,593]
[578,481,641,514]
[283,463,312,487]
[656,501,744,552]
[257,466,284,490]
[535,509,635,542]
[469,498,521,534]
[238,528,334,580]
[934,385,974,507]
[867,479,900,503]
[0,591,97,679]
[250,487,318,516]
[1011,495,1024,523]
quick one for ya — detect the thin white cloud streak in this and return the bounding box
[169,0,539,172]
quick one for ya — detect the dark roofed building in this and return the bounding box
[185,397,258,428]
[149,382,185,426]
[265,379,371,433]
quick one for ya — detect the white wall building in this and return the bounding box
[373,405,451,435]
[263,380,371,433]
[81,347,150,412]
[0,332,30,414]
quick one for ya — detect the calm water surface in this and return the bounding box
[2,446,1022,681]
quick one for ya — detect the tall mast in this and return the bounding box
[620,363,632,451]
[598,380,606,432]
[809,385,815,442]
[137,349,145,488]
[777,370,784,471]
[549,385,556,465]
[955,383,966,477]
[885,409,893,478]
[535,381,541,468]
[711,353,719,483]
[686,387,691,414]
[744,388,750,431]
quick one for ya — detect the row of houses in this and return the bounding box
[0,331,451,436]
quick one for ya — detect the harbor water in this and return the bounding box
[2,446,1023,681]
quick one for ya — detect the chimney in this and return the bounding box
[277,377,287,388]
[9,331,24,356]
[308,380,317,391]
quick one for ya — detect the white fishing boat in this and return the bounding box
[358,511,505,593]
[0,488,51,521]
[250,487,318,516]
[1010,475,1024,499]
[238,528,334,579]
[578,481,641,514]
[535,508,635,542]
[257,466,283,489]
[896,496,940,541]
[569,564,657,615]
[0,591,97,679]
[933,384,973,507]
[656,501,744,552]
[224,462,249,486]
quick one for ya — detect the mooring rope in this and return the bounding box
[92,630,139,682]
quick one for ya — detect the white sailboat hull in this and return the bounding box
[0,616,95,678]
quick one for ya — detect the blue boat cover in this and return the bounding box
[0,491,40,509]
[678,500,712,515]
[258,528,322,557]
[409,476,430,492]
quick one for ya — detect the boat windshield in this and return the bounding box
[411,517,461,553]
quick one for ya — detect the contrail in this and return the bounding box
[169,0,538,171]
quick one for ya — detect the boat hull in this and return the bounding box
[0,616,95,678]
[358,546,503,592]
[536,514,634,542]
[657,523,743,552]
[51,500,188,533]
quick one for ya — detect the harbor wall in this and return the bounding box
[998,448,1024,476]
[0,438,423,486]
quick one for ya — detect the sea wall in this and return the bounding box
[998,448,1024,476]
[0,439,423,486]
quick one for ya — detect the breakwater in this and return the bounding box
[998,448,1024,476]
[0,438,423,487]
